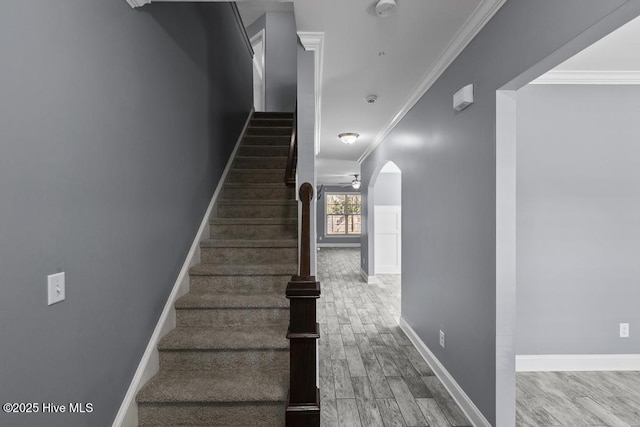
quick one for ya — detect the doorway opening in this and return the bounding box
[496,12,640,425]
[250,30,265,112]
[372,161,402,276]
[367,161,402,318]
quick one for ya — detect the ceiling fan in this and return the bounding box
[335,174,361,190]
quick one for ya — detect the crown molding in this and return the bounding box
[358,0,506,164]
[531,70,640,85]
[126,0,150,9]
[298,32,325,156]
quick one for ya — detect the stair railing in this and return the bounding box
[285,182,321,426]
[284,107,297,187]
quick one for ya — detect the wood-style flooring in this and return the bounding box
[517,371,640,426]
[317,248,471,427]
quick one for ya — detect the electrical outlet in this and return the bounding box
[439,330,445,348]
[620,323,630,338]
[48,272,65,305]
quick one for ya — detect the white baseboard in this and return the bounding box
[516,354,640,372]
[375,266,401,274]
[317,242,360,248]
[360,267,376,283]
[112,109,253,427]
[399,317,491,427]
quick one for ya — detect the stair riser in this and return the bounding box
[217,204,297,219]
[250,119,293,127]
[138,402,285,426]
[201,247,297,264]
[238,145,288,157]
[160,350,288,372]
[227,170,284,183]
[189,275,290,294]
[242,135,290,146]
[233,157,287,169]
[177,308,289,327]
[254,112,293,119]
[222,187,294,200]
[246,127,291,136]
[210,224,296,239]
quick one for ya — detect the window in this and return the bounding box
[326,193,361,235]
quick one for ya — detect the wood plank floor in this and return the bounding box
[317,248,471,427]
[517,371,640,426]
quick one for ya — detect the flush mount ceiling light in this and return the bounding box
[375,0,397,17]
[339,132,359,144]
[352,174,361,190]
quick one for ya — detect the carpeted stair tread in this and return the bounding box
[210,218,296,225]
[217,199,296,206]
[229,168,285,173]
[136,370,288,404]
[158,325,288,351]
[189,263,297,276]
[201,239,297,248]
[223,182,292,189]
[175,293,288,309]
[253,112,294,118]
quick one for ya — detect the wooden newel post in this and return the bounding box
[285,182,321,426]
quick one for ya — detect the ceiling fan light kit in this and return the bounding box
[339,132,359,144]
[352,174,362,190]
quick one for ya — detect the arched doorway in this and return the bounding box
[371,161,402,275]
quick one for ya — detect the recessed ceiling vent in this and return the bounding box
[375,0,397,17]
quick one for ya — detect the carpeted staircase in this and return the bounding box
[136,112,297,426]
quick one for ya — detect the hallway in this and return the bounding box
[317,248,471,426]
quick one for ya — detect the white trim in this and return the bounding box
[399,317,491,427]
[530,70,640,85]
[516,354,640,372]
[112,109,253,427]
[231,3,254,58]
[125,0,150,9]
[318,242,360,248]
[297,32,324,156]
[358,0,506,164]
[360,267,377,283]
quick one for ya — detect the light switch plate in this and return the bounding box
[439,330,445,348]
[48,272,65,305]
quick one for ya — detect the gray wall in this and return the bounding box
[317,186,361,245]
[248,12,297,112]
[516,84,640,355]
[359,0,639,423]
[297,41,318,274]
[0,2,252,426]
[374,173,402,206]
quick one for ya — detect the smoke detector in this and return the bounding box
[366,95,378,104]
[375,0,397,17]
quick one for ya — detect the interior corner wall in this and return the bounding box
[317,186,361,245]
[297,41,317,274]
[0,2,252,426]
[247,12,298,112]
[358,0,639,423]
[516,84,640,355]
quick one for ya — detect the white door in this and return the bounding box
[374,205,401,274]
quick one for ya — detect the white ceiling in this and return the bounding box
[237,1,293,28]
[237,0,503,184]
